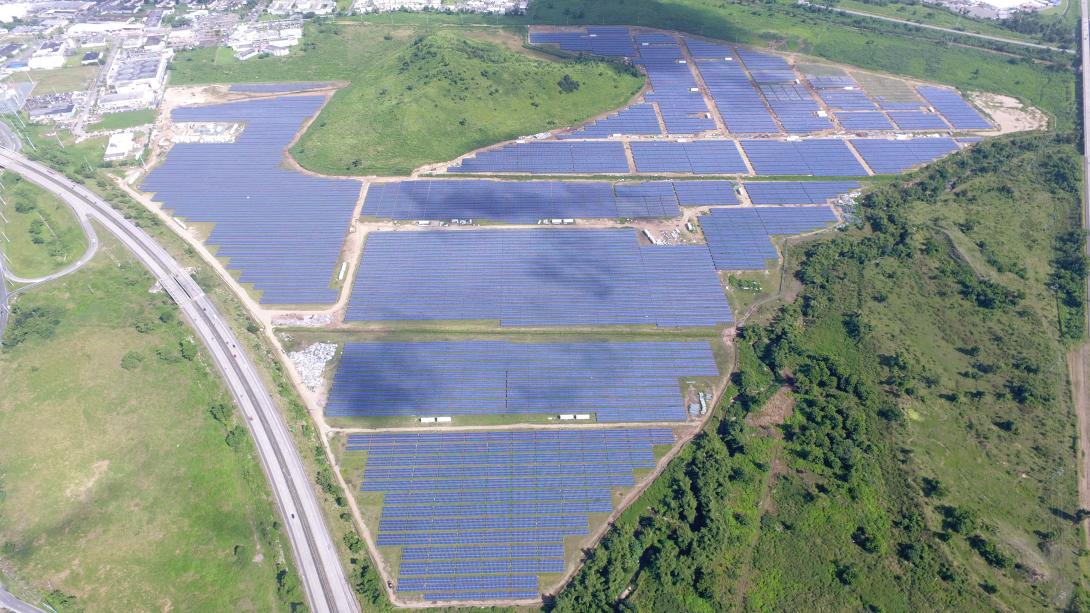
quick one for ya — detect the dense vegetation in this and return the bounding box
[0,173,88,279]
[170,25,642,175]
[553,133,1087,611]
[0,235,302,611]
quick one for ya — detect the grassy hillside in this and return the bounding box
[0,173,88,279]
[553,133,1087,611]
[170,25,643,175]
[0,232,303,612]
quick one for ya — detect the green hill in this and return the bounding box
[290,31,642,175]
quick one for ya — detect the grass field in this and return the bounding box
[0,231,302,611]
[0,173,88,279]
[833,0,1039,41]
[26,65,98,95]
[170,24,642,175]
[88,109,157,133]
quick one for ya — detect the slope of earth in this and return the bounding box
[0,173,88,279]
[169,24,644,175]
[0,231,303,612]
[552,133,1087,611]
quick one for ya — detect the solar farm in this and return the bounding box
[134,26,999,606]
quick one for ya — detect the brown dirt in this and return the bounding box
[969,92,1049,134]
[745,385,795,437]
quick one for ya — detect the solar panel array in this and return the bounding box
[916,86,992,129]
[672,180,738,205]
[888,110,950,131]
[819,88,877,110]
[327,341,717,421]
[682,37,734,58]
[345,229,733,327]
[744,181,858,204]
[835,111,893,131]
[450,141,629,174]
[851,138,959,174]
[140,96,361,304]
[760,83,832,133]
[700,206,837,270]
[559,103,661,138]
[695,58,780,133]
[741,140,866,176]
[227,82,333,93]
[637,41,715,134]
[807,74,856,89]
[528,27,636,57]
[630,140,748,174]
[362,180,678,222]
[349,428,673,601]
[736,47,796,84]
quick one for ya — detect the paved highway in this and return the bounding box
[801,1,1074,54]
[0,150,360,613]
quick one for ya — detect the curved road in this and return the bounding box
[801,1,1074,54]
[0,150,359,613]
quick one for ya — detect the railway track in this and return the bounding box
[0,150,359,613]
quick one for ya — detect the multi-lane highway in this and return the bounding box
[0,150,360,613]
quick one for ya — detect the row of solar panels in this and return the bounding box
[344,229,733,328]
[530,27,990,136]
[327,341,717,421]
[700,206,839,270]
[450,137,961,176]
[351,428,673,600]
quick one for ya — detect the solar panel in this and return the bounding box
[682,37,734,58]
[450,141,629,174]
[344,229,733,327]
[326,340,718,421]
[700,206,837,270]
[736,47,795,84]
[362,180,679,222]
[559,103,662,138]
[630,140,748,174]
[744,181,858,204]
[887,110,950,131]
[637,42,716,134]
[760,83,832,133]
[350,427,675,602]
[694,58,780,134]
[835,111,893,131]
[529,27,636,57]
[672,180,738,205]
[819,89,877,111]
[850,138,959,174]
[139,96,361,305]
[916,86,992,129]
[740,140,867,176]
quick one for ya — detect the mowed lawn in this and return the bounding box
[169,24,644,175]
[88,109,157,132]
[0,173,88,279]
[0,232,298,612]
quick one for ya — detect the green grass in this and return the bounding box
[832,0,1039,42]
[88,109,157,133]
[26,65,99,95]
[0,231,304,612]
[0,173,88,279]
[171,24,642,175]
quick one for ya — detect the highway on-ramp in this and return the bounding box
[0,150,360,613]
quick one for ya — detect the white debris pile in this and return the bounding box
[289,342,337,391]
[272,313,333,327]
